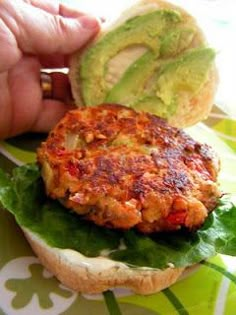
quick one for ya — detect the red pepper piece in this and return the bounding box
[67,162,80,177]
[167,211,187,225]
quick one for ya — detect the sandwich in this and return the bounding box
[0,0,236,296]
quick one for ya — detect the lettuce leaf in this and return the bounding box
[0,164,236,269]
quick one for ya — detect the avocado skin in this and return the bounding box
[80,10,182,105]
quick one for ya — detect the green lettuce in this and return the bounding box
[0,164,236,269]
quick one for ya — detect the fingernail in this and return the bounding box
[80,16,100,30]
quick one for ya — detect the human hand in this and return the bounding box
[0,0,100,139]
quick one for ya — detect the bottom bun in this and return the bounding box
[23,228,184,295]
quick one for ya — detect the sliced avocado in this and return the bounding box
[132,95,174,118]
[155,47,215,107]
[160,28,196,57]
[80,10,181,105]
[105,28,196,105]
[105,51,157,104]
[107,48,215,118]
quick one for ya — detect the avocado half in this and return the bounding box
[70,0,218,127]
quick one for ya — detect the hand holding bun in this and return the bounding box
[0,0,100,139]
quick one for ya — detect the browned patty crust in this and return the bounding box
[37,104,221,233]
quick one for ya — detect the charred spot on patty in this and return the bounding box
[37,104,221,233]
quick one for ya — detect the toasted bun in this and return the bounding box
[70,0,218,128]
[23,228,184,295]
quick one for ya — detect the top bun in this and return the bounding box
[70,0,218,127]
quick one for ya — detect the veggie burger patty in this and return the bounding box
[37,104,221,233]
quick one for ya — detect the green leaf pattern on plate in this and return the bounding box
[5,263,73,309]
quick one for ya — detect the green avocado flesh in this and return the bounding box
[155,47,215,108]
[105,51,157,104]
[105,28,196,105]
[106,48,215,117]
[80,10,181,105]
[79,9,215,119]
[160,28,196,57]
[132,95,172,118]
[1,164,236,270]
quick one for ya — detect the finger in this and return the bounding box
[25,0,85,18]
[30,99,75,133]
[0,72,12,139]
[7,57,42,137]
[27,0,106,23]
[23,0,59,15]
[38,54,69,68]
[6,56,74,138]
[0,18,22,72]
[58,3,87,19]
[0,0,100,57]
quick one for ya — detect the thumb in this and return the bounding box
[0,0,99,69]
